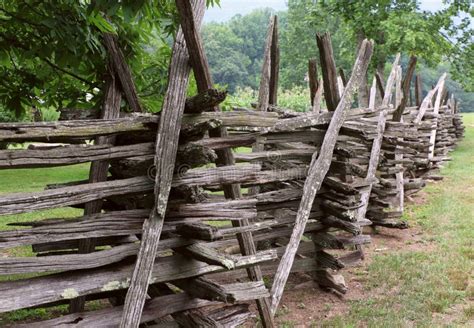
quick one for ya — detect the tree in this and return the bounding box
[312,0,472,81]
[202,23,251,92]
[0,0,219,119]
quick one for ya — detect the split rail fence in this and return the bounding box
[0,1,465,327]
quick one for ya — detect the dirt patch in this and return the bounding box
[245,190,436,327]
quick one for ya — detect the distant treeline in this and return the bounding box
[203,5,474,112]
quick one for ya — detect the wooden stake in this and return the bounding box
[269,16,280,106]
[381,53,401,107]
[308,59,319,107]
[392,56,417,122]
[368,76,377,110]
[316,32,340,111]
[103,34,142,113]
[415,74,423,107]
[119,2,206,326]
[270,39,374,315]
[69,64,121,313]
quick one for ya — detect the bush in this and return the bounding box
[227,86,311,112]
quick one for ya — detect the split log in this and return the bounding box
[316,32,340,111]
[120,2,205,325]
[0,210,147,249]
[185,88,228,114]
[19,293,217,328]
[0,142,154,169]
[269,39,373,314]
[381,53,400,107]
[0,244,139,275]
[0,250,276,313]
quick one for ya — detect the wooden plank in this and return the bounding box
[375,71,386,100]
[0,142,154,169]
[0,210,146,249]
[0,250,276,313]
[120,2,205,326]
[415,73,423,107]
[392,56,417,122]
[0,244,139,275]
[269,15,280,106]
[316,32,340,111]
[381,53,401,107]
[269,39,374,314]
[250,16,276,196]
[0,176,153,216]
[103,33,142,112]
[21,293,216,328]
[257,15,275,112]
[174,1,275,326]
[0,112,280,143]
[368,76,377,110]
[428,77,446,160]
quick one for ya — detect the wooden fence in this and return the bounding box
[0,1,465,327]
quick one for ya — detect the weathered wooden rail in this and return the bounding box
[0,1,465,326]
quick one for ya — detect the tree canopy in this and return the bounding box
[0,0,218,119]
[0,0,472,119]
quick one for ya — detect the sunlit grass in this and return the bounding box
[320,113,474,327]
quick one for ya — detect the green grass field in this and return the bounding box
[0,115,472,326]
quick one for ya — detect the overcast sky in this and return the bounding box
[204,0,446,22]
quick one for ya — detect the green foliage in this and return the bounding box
[0,0,180,117]
[203,8,276,92]
[203,23,251,92]
[0,0,222,119]
[228,86,311,112]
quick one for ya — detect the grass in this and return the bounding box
[319,113,474,327]
[0,163,90,324]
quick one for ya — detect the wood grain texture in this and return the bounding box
[120,2,205,325]
[316,32,340,111]
[103,33,142,113]
[270,39,373,315]
[0,251,276,313]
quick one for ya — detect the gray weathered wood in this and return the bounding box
[120,3,206,325]
[20,293,217,327]
[316,32,340,111]
[381,53,400,107]
[0,142,154,168]
[103,33,142,113]
[392,56,417,122]
[0,250,276,313]
[269,39,373,314]
[269,15,280,106]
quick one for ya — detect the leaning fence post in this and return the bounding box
[173,2,275,327]
[119,2,206,326]
[270,38,374,315]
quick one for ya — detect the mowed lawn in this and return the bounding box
[0,114,473,326]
